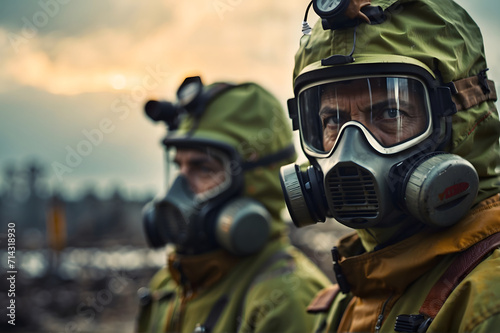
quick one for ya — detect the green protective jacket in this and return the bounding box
[136,237,331,333]
[311,194,500,333]
[136,76,332,331]
[292,1,500,331]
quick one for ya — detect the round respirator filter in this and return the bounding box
[279,164,317,227]
[215,198,271,256]
[405,154,479,227]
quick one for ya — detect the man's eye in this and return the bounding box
[323,116,341,128]
[195,165,214,174]
[382,109,402,119]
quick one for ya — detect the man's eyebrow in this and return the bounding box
[189,156,213,166]
[319,106,347,116]
[368,98,412,112]
[173,155,212,166]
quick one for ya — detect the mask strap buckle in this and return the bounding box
[478,68,491,95]
[321,25,358,66]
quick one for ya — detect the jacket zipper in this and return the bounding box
[374,294,393,333]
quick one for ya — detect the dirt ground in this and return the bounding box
[2,220,352,333]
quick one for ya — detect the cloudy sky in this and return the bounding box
[1,0,499,200]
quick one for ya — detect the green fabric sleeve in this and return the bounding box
[470,314,500,333]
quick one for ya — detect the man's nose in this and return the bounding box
[178,164,190,177]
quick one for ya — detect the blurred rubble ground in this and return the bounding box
[0,161,351,333]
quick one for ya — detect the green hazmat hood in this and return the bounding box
[293,0,499,204]
[167,81,297,237]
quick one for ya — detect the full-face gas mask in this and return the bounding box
[281,63,479,229]
[143,141,272,255]
[142,76,296,255]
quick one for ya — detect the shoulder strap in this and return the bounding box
[194,295,229,332]
[419,232,500,318]
[395,232,500,332]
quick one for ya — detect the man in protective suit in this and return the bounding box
[279,0,500,332]
[136,76,330,333]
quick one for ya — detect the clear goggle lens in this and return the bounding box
[298,76,432,155]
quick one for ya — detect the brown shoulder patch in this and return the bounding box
[307,284,341,314]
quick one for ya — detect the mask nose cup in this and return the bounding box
[323,126,382,228]
[326,163,379,223]
[141,176,199,248]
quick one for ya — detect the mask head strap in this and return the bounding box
[242,145,296,171]
[450,69,497,111]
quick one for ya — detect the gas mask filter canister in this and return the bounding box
[402,153,479,227]
[215,198,271,255]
